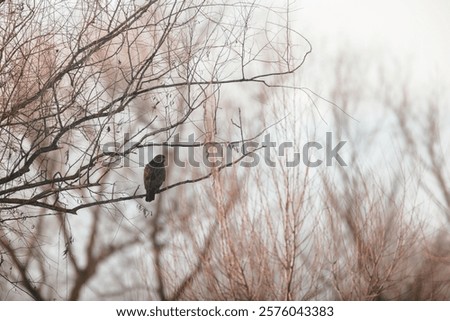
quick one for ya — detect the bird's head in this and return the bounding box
[149,154,166,167]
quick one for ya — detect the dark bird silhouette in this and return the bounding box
[143,154,166,202]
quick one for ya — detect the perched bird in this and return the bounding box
[143,154,166,202]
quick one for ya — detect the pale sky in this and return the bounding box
[296,0,450,89]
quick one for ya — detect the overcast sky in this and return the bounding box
[296,0,450,90]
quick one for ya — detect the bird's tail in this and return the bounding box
[146,191,155,202]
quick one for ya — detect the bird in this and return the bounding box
[143,154,166,202]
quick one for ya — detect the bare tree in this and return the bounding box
[0,0,311,299]
[3,0,446,302]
